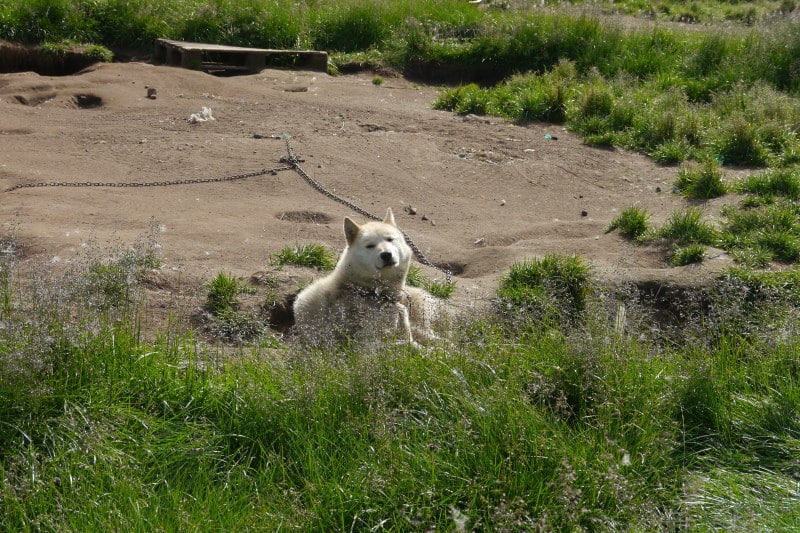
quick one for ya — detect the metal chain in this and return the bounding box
[4,138,452,283]
[282,137,452,284]
[4,167,292,192]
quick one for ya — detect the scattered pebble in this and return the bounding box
[146,87,157,99]
[405,205,417,215]
[500,199,506,206]
[581,210,588,217]
[421,214,429,221]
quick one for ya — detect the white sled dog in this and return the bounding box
[293,208,442,348]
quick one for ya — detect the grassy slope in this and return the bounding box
[1,247,800,530]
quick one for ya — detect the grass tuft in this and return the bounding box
[206,272,252,315]
[719,200,800,264]
[496,254,592,325]
[653,207,719,246]
[203,272,265,342]
[605,206,651,240]
[674,160,728,200]
[406,266,455,299]
[672,244,707,266]
[271,243,336,270]
[735,167,800,200]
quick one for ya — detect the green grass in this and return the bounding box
[3,241,800,530]
[496,254,592,325]
[205,272,252,314]
[672,244,707,266]
[2,1,797,55]
[735,166,800,200]
[0,257,13,319]
[605,206,652,240]
[674,160,728,200]
[438,72,800,170]
[611,164,800,267]
[407,265,455,299]
[204,272,265,342]
[719,168,800,264]
[39,40,114,62]
[271,243,336,270]
[651,207,719,246]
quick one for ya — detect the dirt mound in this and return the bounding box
[0,61,735,332]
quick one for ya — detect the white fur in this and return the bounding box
[293,208,440,348]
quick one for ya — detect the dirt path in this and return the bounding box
[0,62,735,332]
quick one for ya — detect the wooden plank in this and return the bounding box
[153,39,328,73]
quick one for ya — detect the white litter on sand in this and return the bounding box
[188,107,215,124]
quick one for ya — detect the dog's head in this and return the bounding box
[341,208,412,286]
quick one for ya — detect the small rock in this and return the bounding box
[405,205,417,215]
[655,186,662,193]
[146,87,157,99]
[421,214,429,221]
[500,199,506,206]
[253,133,266,139]
[581,210,588,217]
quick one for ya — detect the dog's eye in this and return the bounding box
[366,244,376,249]
[386,237,394,242]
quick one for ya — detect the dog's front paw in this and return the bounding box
[395,339,424,353]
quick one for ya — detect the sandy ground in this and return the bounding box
[0,61,737,333]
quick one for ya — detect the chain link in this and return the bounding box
[4,138,452,284]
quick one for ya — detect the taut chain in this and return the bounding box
[5,167,292,191]
[6,137,452,283]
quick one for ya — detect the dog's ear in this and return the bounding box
[344,217,360,245]
[383,208,396,226]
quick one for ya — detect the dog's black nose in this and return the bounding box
[380,251,393,263]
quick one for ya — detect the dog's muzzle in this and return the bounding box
[379,251,397,267]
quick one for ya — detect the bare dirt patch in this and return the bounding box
[0,61,735,334]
